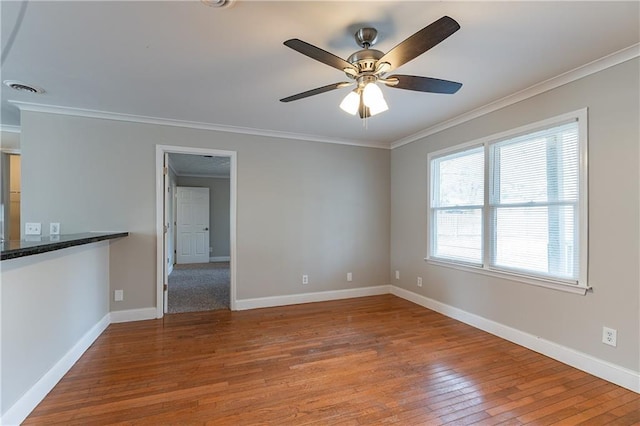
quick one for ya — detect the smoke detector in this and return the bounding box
[3,80,45,94]
[201,0,235,7]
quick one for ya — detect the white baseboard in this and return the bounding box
[109,307,158,323]
[235,285,391,311]
[210,256,230,262]
[0,313,111,426]
[168,263,174,275]
[390,285,640,394]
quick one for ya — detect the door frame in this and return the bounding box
[155,145,237,317]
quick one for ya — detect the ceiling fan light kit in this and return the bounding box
[280,16,463,120]
[339,90,360,115]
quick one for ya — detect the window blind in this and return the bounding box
[489,121,579,280]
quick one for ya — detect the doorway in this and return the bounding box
[1,152,21,241]
[155,145,237,317]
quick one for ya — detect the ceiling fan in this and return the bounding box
[280,16,462,119]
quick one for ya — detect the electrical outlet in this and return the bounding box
[347,272,353,282]
[50,222,60,235]
[302,275,309,285]
[395,270,400,280]
[114,290,124,302]
[417,277,423,287]
[602,327,617,347]
[25,222,41,235]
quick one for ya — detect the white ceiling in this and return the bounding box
[169,153,230,177]
[1,1,638,148]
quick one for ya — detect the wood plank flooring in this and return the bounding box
[25,295,640,425]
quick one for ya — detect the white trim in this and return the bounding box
[425,259,589,295]
[168,263,174,275]
[0,148,20,155]
[0,313,110,426]
[9,101,389,149]
[156,145,238,316]
[390,286,640,394]
[391,43,639,149]
[228,150,238,311]
[210,256,230,262]
[235,285,391,311]
[109,307,157,323]
[174,173,230,179]
[0,124,21,133]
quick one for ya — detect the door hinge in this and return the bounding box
[164,283,168,291]
[163,166,168,176]
[163,224,169,234]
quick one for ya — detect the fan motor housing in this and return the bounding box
[347,49,384,74]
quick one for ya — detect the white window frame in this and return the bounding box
[426,109,589,295]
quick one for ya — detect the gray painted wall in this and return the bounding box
[175,176,230,258]
[390,58,639,371]
[19,116,390,309]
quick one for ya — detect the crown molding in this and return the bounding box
[9,101,390,150]
[0,124,21,133]
[391,43,640,149]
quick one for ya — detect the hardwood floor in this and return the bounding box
[25,295,639,425]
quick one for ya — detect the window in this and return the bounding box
[431,146,484,265]
[428,110,588,291]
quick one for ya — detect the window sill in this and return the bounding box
[424,258,591,295]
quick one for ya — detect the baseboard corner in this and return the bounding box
[109,307,158,323]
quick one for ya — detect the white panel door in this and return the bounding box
[176,187,210,264]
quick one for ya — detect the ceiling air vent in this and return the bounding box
[3,80,45,94]
[201,0,235,7]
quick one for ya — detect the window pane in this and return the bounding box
[492,205,576,279]
[434,209,482,264]
[433,147,484,207]
[492,123,578,204]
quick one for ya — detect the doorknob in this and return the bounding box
[204,227,209,231]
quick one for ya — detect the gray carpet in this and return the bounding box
[167,262,230,313]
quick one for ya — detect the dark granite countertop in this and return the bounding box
[1,232,129,261]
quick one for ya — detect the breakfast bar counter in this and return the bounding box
[1,232,128,260]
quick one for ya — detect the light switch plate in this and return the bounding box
[25,223,42,235]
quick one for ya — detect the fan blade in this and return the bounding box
[284,39,357,73]
[378,16,460,73]
[385,75,462,94]
[280,82,351,103]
